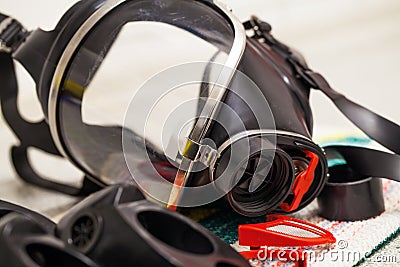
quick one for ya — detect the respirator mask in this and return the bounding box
[1,0,399,219]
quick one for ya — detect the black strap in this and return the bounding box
[1,14,55,153]
[325,146,400,182]
[0,52,60,154]
[287,58,400,180]
[245,16,400,176]
[299,69,400,220]
[0,14,102,196]
[289,61,400,155]
[11,145,103,196]
[245,17,400,220]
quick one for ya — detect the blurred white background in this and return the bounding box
[0,0,399,212]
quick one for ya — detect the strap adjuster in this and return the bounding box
[181,138,219,167]
[287,57,318,87]
[0,16,27,53]
[288,57,344,100]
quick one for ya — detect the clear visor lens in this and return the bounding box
[57,0,237,184]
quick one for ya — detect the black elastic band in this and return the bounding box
[295,67,400,180]
[316,144,400,220]
[11,145,103,196]
[0,52,59,154]
[245,17,400,220]
[291,47,400,221]
[304,71,400,154]
[324,146,400,182]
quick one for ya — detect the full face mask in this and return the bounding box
[1,0,399,218]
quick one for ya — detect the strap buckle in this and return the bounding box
[244,16,291,54]
[0,16,27,53]
[244,16,333,92]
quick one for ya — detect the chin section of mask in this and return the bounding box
[56,184,250,267]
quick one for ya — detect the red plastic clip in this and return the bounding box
[238,215,335,266]
[280,151,319,212]
[238,215,336,248]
